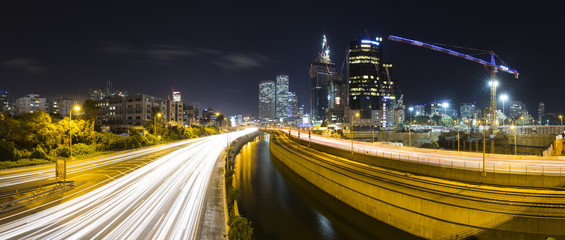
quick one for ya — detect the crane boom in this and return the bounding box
[388,35,519,78]
[388,35,520,130]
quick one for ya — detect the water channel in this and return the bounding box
[234,133,421,240]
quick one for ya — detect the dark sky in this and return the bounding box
[1,1,564,117]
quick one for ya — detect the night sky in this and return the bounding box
[2,1,564,117]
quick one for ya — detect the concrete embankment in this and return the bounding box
[294,134,565,188]
[269,132,565,239]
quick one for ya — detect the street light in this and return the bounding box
[510,125,517,155]
[351,112,359,154]
[560,115,563,126]
[408,107,414,124]
[500,94,508,116]
[67,105,81,182]
[154,112,162,135]
[482,107,489,176]
[442,102,449,115]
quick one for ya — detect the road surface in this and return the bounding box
[0,128,257,239]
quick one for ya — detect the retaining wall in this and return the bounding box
[270,133,565,239]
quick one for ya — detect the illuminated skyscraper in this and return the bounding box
[309,35,343,121]
[348,37,395,120]
[258,80,276,119]
[275,75,289,118]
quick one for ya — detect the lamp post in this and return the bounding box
[500,94,508,117]
[408,125,411,147]
[154,112,162,136]
[560,115,563,126]
[351,112,359,154]
[409,107,414,124]
[511,125,517,155]
[442,102,449,115]
[67,105,81,182]
[482,107,488,176]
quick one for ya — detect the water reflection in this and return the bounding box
[235,133,421,240]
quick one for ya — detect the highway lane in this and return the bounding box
[0,139,199,191]
[0,128,257,239]
[285,130,565,175]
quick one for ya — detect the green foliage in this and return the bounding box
[204,127,218,136]
[30,145,49,160]
[55,145,70,157]
[440,115,454,127]
[0,139,17,161]
[0,158,51,169]
[228,216,254,240]
[72,143,97,156]
[517,113,534,126]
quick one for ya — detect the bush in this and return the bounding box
[228,216,254,240]
[72,143,96,156]
[0,139,17,161]
[30,145,49,160]
[55,145,70,157]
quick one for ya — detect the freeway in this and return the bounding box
[0,139,198,190]
[285,130,565,175]
[0,128,257,239]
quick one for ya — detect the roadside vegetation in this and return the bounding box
[225,138,254,240]
[0,100,222,169]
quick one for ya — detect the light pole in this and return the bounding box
[408,125,411,147]
[442,102,449,115]
[511,125,517,155]
[482,107,488,176]
[500,94,508,117]
[154,112,162,136]
[351,112,359,154]
[67,105,81,182]
[560,115,563,126]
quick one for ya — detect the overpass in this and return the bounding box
[270,130,565,239]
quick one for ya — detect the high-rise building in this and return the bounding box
[96,94,166,127]
[288,91,298,118]
[89,81,127,100]
[413,104,426,117]
[258,80,276,120]
[348,38,382,119]
[15,94,47,115]
[48,97,74,117]
[0,90,14,116]
[309,35,343,121]
[509,100,528,119]
[460,103,476,120]
[183,105,199,126]
[538,102,545,125]
[275,75,289,118]
[167,90,184,126]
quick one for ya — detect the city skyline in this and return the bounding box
[1,2,563,117]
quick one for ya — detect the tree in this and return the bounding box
[228,216,254,240]
[496,110,507,125]
[440,115,453,127]
[82,99,100,130]
[517,113,534,126]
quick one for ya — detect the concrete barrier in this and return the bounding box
[270,133,565,239]
[290,135,565,188]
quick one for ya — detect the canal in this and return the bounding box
[234,133,421,240]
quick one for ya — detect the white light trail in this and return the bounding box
[0,128,257,239]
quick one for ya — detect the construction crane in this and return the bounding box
[388,35,519,130]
